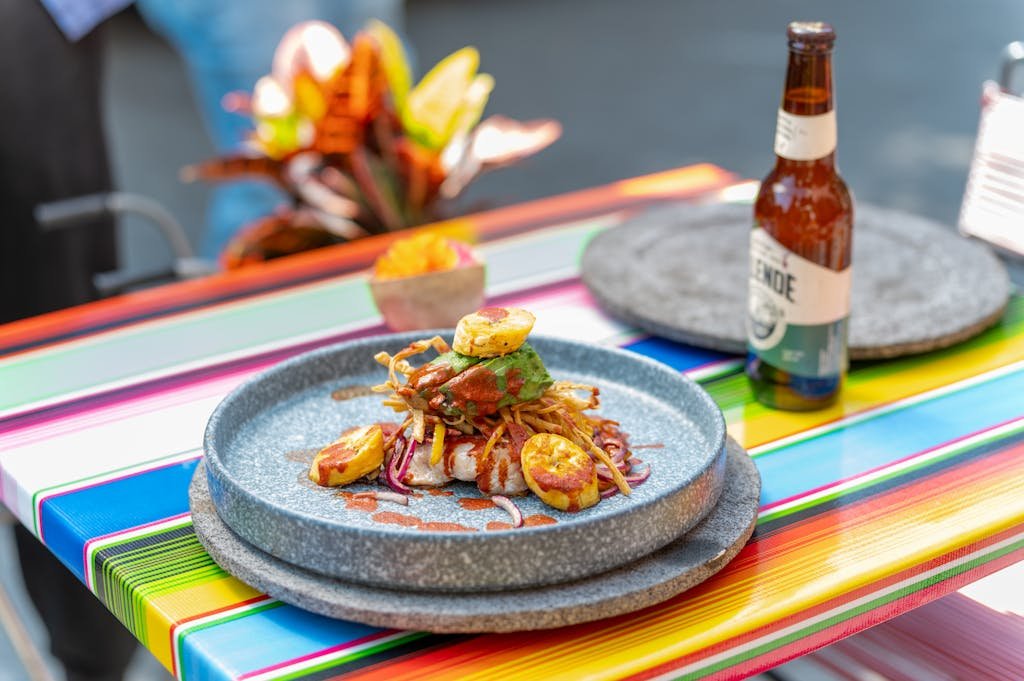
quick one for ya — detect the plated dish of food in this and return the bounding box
[307,307,649,527]
[203,313,726,590]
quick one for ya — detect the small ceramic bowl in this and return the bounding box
[370,262,486,331]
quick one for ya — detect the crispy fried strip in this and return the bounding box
[383,416,413,452]
[481,422,506,460]
[412,408,426,443]
[388,342,421,388]
[376,335,626,498]
[520,414,563,434]
[544,382,600,411]
[572,425,631,495]
[382,398,409,412]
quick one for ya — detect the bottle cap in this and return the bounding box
[787,22,835,52]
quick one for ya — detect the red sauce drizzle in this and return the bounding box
[371,511,477,533]
[505,423,530,458]
[443,365,504,416]
[476,450,496,494]
[477,307,509,322]
[528,462,594,494]
[529,460,597,512]
[407,361,456,392]
[378,422,402,439]
[486,514,557,531]
[498,457,509,488]
[442,435,486,477]
[458,498,496,511]
[337,491,378,512]
[505,367,525,396]
[422,521,475,532]
[316,441,356,483]
[372,511,419,527]
[427,489,454,497]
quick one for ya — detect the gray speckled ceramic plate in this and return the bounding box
[582,202,1010,359]
[203,332,727,593]
[191,439,759,633]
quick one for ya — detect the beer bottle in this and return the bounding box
[746,22,853,411]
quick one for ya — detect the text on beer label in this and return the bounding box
[773,109,837,161]
[747,227,851,377]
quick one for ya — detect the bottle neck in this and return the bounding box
[781,49,833,116]
[775,151,835,170]
[774,47,836,167]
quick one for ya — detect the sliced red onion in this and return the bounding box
[600,486,620,499]
[624,466,651,485]
[395,438,416,481]
[596,461,630,481]
[491,495,523,528]
[382,436,413,494]
[385,434,406,469]
[603,439,625,457]
[381,466,412,494]
[354,491,409,506]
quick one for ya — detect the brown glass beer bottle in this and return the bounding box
[746,22,853,411]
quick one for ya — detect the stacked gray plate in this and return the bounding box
[581,203,1010,359]
[202,333,731,593]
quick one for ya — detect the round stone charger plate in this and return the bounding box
[191,439,759,633]
[581,203,1010,359]
[203,332,727,593]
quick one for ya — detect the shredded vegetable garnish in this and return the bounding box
[481,422,506,460]
[354,491,410,506]
[430,422,446,465]
[491,495,523,528]
[310,308,652,520]
[368,334,647,505]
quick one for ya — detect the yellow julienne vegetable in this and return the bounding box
[430,422,446,465]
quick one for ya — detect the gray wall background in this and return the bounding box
[106,0,1024,280]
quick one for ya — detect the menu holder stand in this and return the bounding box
[959,41,1024,260]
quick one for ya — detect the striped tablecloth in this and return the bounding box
[1,164,1022,680]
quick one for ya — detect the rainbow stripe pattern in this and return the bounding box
[1,165,1022,680]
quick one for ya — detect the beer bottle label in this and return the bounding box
[747,227,851,377]
[774,109,837,161]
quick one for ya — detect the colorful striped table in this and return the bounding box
[1,164,1022,680]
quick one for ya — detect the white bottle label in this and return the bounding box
[747,227,851,377]
[773,109,837,161]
